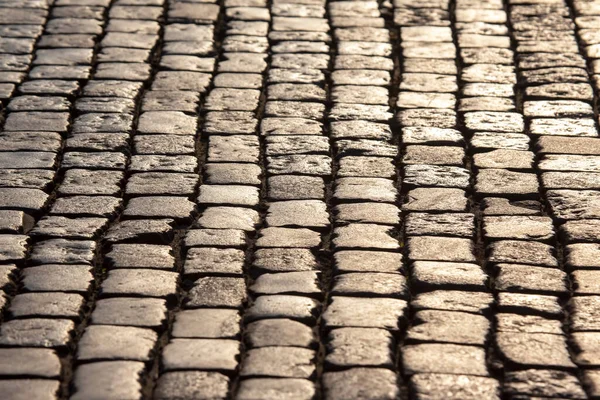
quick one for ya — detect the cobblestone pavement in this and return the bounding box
[2,0,600,399]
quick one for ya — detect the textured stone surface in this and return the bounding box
[2,1,600,398]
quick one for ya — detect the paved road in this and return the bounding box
[0,0,599,398]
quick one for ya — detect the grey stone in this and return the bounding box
[91,298,167,328]
[250,271,321,297]
[497,332,576,369]
[240,347,316,378]
[495,264,567,295]
[410,374,500,400]
[154,372,229,400]
[244,295,320,324]
[411,290,494,315]
[0,318,74,348]
[323,368,399,400]
[22,264,93,293]
[323,296,407,330]
[403,344,488,376]
[236,379,315,400]
[161,338,240,372]
[101,269,178,298]
[184,247,244,277]
[77,325,157,362]
[245,318,315,349]
[0,348,61,378]
[186,277,246,308]
[9,292,84,319]
[71,361,145,400]
[504,369,586,399]
[407,310,490,346]
[106,244,174,270]
[184,229,246,249]
[172,309,240,339]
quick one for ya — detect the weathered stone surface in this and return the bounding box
[412,290,494,315]
[570,296,600,332]
[408,237,475,263]
[186,277,246,309]
[483,216,553,241]
[504,369,586,399]
[256,227,321,248]
[405,213,474,237]
[237,378,315,400]
[411,374,500,400]
[22,264,93,293]
[334,251,403,274]
[162,339,240,372]
[251,271,321,297]
[325,327,394,368]
[323,296,407,330]
[71,361,145,400]
[331,272,407,298]
[30,239,96,265]
[0,348,61,378]
[488,241,557,267]
[172,309,240,339]
[91,298,167,328]
[154,372,229,400]
[411,261,486,292]
[0,380,60,400]
[403,344,488,376]
[496,313,563,335]
[240,347,316,378]
[184,247,244,277]
[245,319,316,349]
[244,295,320,324]
[105,219,175,244]
[407,310,490,346]
[495,264,567,296]
[101,269,178,299]
[77,325,157,362]
[266,200,328,228]
[323,368,399,400]
[0,318,74,348]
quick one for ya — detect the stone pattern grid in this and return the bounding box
[0,0,600,398]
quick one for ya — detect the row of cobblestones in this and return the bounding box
[2,0,600,399]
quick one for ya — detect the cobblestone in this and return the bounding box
[2,0,600,397]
